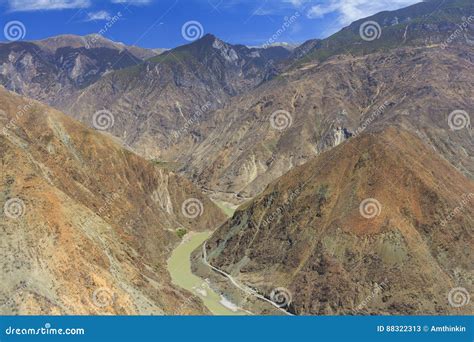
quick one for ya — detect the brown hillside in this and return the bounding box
[202,127,473,315]
[0,86,225,314]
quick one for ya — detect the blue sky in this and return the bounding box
[0,0,421,48]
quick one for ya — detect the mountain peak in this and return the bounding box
[34,33,122,52]
[163,33,235,61]
[201,33,217,41]
[191,33,227,49]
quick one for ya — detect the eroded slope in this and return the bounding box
[0,87,225,314]
[203,127,473,315]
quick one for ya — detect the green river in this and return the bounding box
[167,231,248,315]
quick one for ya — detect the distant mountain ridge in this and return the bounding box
[288,0,474,65]
[33,34,157,60]
[0,34,159,108]
[65,33,292,159]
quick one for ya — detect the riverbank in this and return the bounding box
[167,231,248,315]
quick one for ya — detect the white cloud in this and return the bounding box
[307,0,421,25]
[283,0,309,6]
[6,0,154,12]
[86,10,111,21]
[220,0,420,25]
[110,0,152,4]
[7,0,91,12]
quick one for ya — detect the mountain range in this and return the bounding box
[0,34,159,109]
[0,0,472,315]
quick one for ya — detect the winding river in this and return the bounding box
[167,231,248,315]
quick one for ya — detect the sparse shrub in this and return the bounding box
[176,228,187,239]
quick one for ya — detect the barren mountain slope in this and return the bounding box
[180,45,473,203]
[66,34,291,159]
[0,87,225,315]
[61,0,474,205]
[201,127,474,315]
[35,34,157,60]
[0,35,157,109]
[288,0,474,65]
